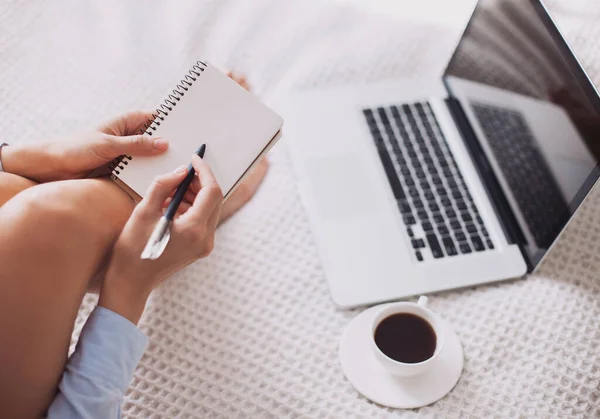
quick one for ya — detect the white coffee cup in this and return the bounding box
[370,296,444,377]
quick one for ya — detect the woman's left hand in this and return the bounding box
[1,111,168,182]
[2,74,269,222]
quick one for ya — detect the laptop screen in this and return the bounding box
[443,0,600,266]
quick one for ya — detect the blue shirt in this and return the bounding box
[46,306,148,418]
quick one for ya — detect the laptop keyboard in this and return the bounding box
[471,102,568,247]
[363,102,493,262]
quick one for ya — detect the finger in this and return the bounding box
[184,189,197,205]
[188,174,201,194]
[180,155,223,224]
[163,198,192,216]
[99,111,155,136]
[227,72,250,91]
[168,186,197,205]
[105,134,169,157]
[171,192,221,259]
[139,166,188,214]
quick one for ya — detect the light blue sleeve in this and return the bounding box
[46,306,148,419]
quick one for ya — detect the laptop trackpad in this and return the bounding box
[307,154,382,219]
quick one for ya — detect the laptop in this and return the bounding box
[279,0,600,308]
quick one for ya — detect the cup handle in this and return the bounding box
[417,295,428,308]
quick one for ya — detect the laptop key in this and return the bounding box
[398,200,412,214]
[450,220,461,230]
[404,215,416,225]
[432,213,444,224]
[426,233,444,259]
[442,237,458,256]
[407,228,414,238]
[415,251,424,261]
[377,107,390,125]
[455,232,466,241]
[422,221,433,231]
[377,148,406,200]
[486,239,494,249]
[411,239,426,249]
[471,236,485,252]
[459,243,472,254]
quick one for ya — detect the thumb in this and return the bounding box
[106,134,169,157]
[138,166,189,214]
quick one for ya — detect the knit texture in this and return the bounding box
[1,0,599,417]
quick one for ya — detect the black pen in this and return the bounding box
[141,144,206,260]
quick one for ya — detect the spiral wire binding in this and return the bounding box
[109,60,208,176]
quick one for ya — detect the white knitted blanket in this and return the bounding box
[2,0,599,417]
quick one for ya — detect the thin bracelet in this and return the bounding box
[0,143,8,173]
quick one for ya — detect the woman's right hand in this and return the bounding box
[98,154,223,324]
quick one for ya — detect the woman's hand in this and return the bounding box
[1,111,168,182]
[98,154,223,324]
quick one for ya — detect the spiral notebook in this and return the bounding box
[110,61,283,201]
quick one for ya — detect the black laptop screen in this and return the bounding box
[443,0,600,266]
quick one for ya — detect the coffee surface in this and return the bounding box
[374,313,436,363]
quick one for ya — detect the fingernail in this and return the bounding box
[174,165,187,174]
[153,138,168,150]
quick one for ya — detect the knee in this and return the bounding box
[2,178,134,246]
[1,184,92,252]
[0,172,37,206]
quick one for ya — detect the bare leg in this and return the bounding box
[0,172,37,206]
[0,159,268,417]
[0,178,134,418]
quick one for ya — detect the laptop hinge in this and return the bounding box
[444,97,532,270]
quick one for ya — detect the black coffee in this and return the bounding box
[374,313,436,363]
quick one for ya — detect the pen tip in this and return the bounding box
[197,144,206,158]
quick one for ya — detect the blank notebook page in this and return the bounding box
[115,62,282,198]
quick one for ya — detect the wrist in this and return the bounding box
[98,277,151,325]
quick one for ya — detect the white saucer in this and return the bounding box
[339,305,464,409]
